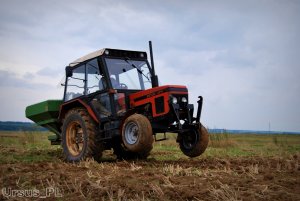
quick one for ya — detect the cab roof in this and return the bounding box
[69,48,147,67]
[69,49,106,67]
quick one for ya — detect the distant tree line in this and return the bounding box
[0,121,47,131]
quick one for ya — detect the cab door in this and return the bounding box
[86,58,114,120]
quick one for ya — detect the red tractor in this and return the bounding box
[26,41,209,162]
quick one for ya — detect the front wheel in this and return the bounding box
[121,114,153,158]
[178,124,209,157]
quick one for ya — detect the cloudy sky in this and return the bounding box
[0,0,299,132]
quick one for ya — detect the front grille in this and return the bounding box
[155,96,165,114]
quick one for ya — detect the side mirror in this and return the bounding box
[65,66,73,77]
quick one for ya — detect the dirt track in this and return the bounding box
[1,154,299,201]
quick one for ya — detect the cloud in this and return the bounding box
[37,67,62,77]
[0,70,38,89]
[0,69,63,121]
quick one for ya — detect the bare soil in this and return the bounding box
[1,153,299,201]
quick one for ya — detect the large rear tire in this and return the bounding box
[121,114,153,158]
[61,108,103,162]
[178,124,209,157]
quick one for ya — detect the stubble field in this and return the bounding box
[0,131,299,200]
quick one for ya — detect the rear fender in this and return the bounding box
[59,99,99,123]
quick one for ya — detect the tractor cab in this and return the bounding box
[63,49,156,119]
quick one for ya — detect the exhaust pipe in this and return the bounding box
[149,41,159,87]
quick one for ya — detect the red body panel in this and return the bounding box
[129,85,188,117]
[59,99,99,123]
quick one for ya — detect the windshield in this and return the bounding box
[105,58,152,90]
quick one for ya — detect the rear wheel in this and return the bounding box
[178,124,209,157]
[61,108,103,162]
[121,114,153,158]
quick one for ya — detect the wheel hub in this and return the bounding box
[66,121,84,156]
[124,121,139,145]
[182,130,199,150]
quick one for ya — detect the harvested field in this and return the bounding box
[0,132,299,200]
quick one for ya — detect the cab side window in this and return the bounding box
[65,65,85,101]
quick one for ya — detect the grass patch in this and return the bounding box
[0,131,61,163]
[209,130,237,148]
[0,131,300,163]
[0,131,52,149]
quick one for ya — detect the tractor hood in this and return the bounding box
[129,85,188,117]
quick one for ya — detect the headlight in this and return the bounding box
[172,97,178,104]
[182,97,187,103]
[104,50,110,55]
